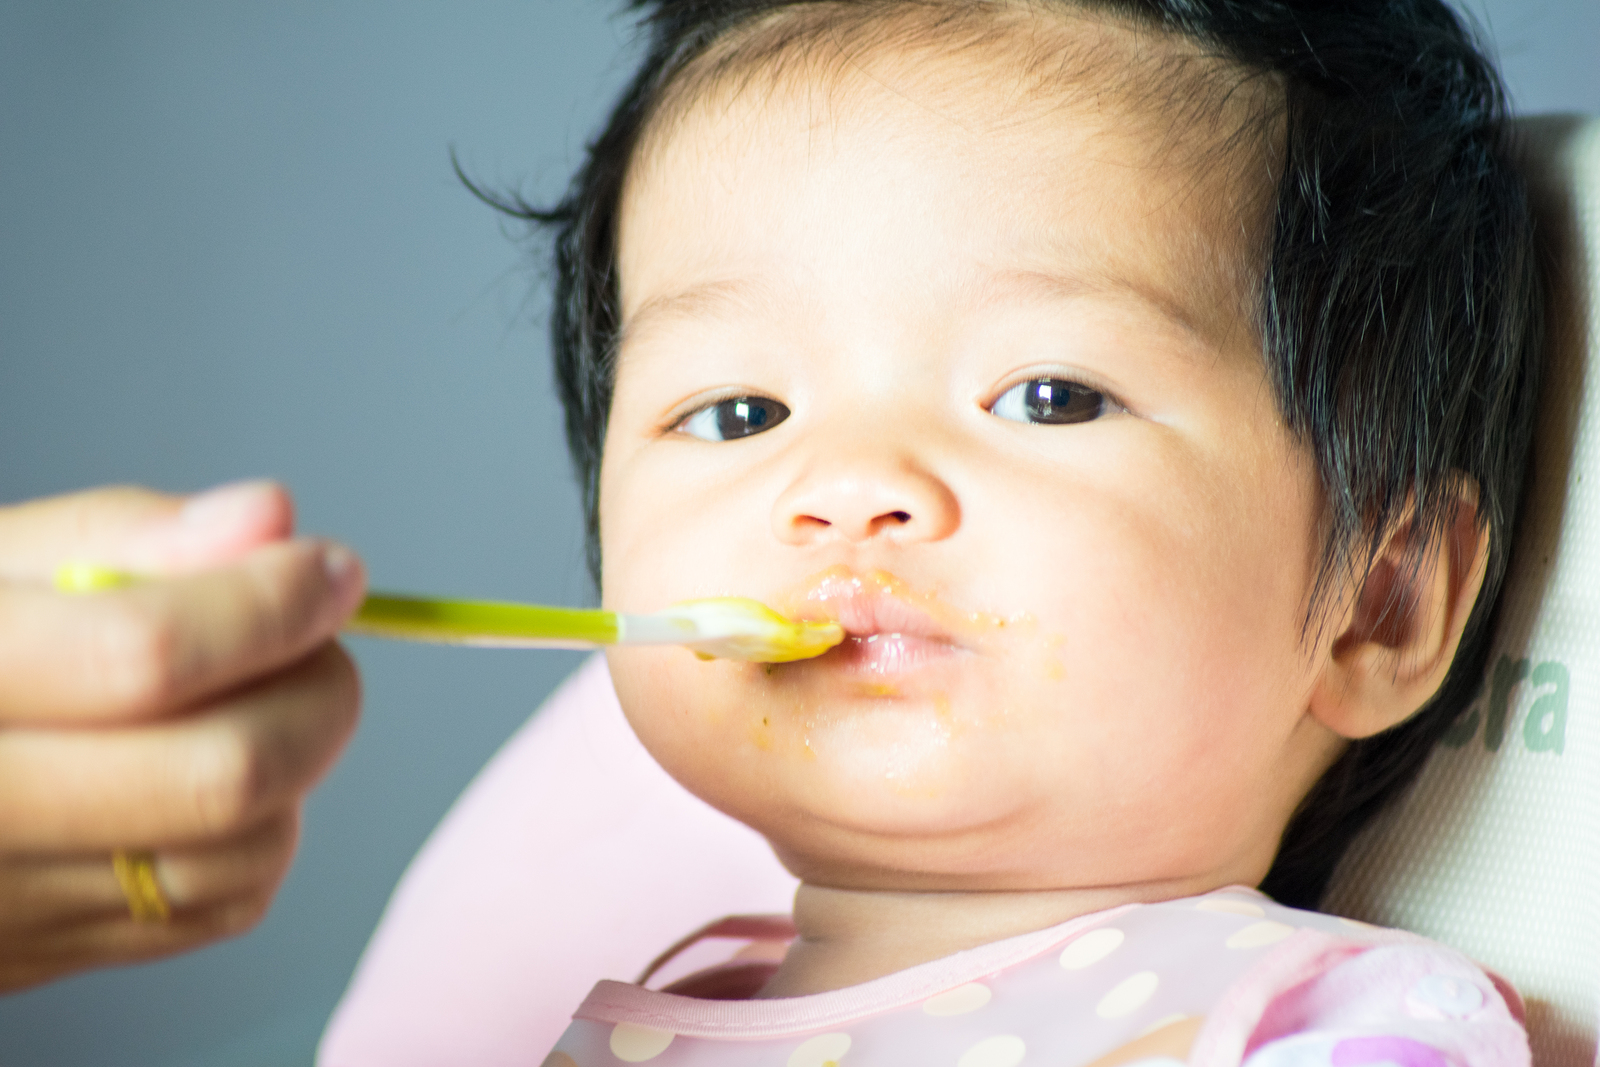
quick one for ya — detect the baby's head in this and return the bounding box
[490,0,1542,907]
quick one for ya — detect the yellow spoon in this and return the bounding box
[53,563,844,664]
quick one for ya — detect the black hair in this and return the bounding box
[465,0,1544,908]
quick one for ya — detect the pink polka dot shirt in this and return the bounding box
[543,888,1528,1067]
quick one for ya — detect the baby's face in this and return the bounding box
[600,18,1346,895]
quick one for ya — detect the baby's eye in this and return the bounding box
[677,396,791,441]
[989,377,1109,425]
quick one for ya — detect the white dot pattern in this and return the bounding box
[1096,971,1160,1018]
[1196,898,1266,918]
[609,1022,675,1062]
[1139,1013,1197,1038]
[957,1035,1027,1067]
[1060,927,1125,970]
[1225,921,1295,950]
[923,982,993,1016]
[787,1032,851,1067]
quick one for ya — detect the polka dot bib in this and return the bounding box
[543,888,1527,1067]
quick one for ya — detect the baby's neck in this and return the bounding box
[756,880,1208,999]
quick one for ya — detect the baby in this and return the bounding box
[484,0,1544,1062]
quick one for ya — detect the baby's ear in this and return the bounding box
[1309,482,1490,740]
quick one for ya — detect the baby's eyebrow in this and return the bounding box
[975,267,1209,349]
[620,265,1212,353]
[620,278,780,343]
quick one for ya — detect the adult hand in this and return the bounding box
[0,482,364,992]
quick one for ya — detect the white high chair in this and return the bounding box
[1324,115,1600,1067]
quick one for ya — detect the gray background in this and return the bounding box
[0,2,1595,1065]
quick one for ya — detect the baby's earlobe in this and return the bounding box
[1310,496,1489,740]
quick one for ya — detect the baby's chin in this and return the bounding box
[614,649,1058,836]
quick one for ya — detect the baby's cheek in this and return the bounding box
[608,647,714,758]
[607,649,795,804]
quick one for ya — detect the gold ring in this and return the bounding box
[111,850,171,923]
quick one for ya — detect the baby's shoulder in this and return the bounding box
[1150,888,1529,1067]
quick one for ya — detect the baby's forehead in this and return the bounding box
[621,5,1280,351]
[639,2,1280,173]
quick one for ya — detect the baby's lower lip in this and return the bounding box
[828,632,964,675]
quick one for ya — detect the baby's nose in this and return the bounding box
[771,460,959,546]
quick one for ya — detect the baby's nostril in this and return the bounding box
[889,511,911,524]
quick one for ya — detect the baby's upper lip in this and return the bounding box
[790,579,966,647]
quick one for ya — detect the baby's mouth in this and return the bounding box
[831,630,964,675]
[779,568,998,677]
[830,596,966,675]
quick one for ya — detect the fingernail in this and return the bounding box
[323,543,364,605]
[181,480,278,530]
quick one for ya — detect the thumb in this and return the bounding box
[0,481,295,581]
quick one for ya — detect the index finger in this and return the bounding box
[0,482,294,582]
[0,539,364,725]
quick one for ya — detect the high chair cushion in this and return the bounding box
[1323,115,1600,1067]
